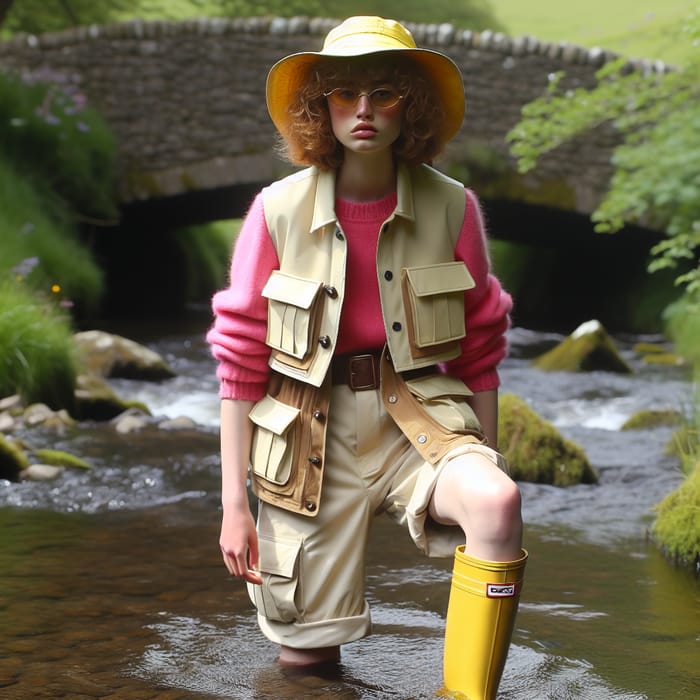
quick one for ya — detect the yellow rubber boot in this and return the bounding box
[443,546,528,699]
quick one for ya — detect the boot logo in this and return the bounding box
[487,583,517,598]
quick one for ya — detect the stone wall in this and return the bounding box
[0,16,670,213]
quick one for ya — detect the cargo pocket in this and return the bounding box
[405,373,481,433]
[262,271,325,366]
[247,533,303,623]
[249,395,300,488]
[401,262,475,359]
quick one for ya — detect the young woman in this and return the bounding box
[207,16,527,699]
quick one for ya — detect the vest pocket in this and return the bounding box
[405,373,481,433]
[262,271,325,362]
[249,394,300,486]
[247,533,302,623]
[401,262,475,358]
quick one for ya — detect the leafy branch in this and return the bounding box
[507,10,700,305]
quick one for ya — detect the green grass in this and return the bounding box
[0,71,118,221]
[0,279,77,409]
[490,0,697,64]
[0,158,104,314]
[107,2,697,63]
[173,220,240,302]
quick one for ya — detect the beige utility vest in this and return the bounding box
[248,162,482,517]
[260,162,475,385]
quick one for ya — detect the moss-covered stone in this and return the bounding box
[0,432,29,481]
[498,393,598,486]
[652,459,700,569]
[32,448,90,469]
[621,410,684,431]
[74,330,175,381]
[532,320,632,373]
[73,374,138,421]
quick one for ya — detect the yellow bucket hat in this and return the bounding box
[266,16,465,144]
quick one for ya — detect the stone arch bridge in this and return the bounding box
[0,17,671,329]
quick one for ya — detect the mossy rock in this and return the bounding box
[74,374,138,421]
[621,410,684,430]
[632,341,687,367]
[32,448,90,469]
[0,433,29,481]
[498,393,598,486]
[74,330,175,381]
[652,459,700,569]
[633,342,666,355]
[532,320,632,374]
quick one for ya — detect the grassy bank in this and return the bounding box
[490,1,696,64]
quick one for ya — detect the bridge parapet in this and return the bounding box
[0,16,670,215]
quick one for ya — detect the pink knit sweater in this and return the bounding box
[207,188,512,401]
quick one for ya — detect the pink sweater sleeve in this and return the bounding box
[442,190,513,392]
[205,193,278,401]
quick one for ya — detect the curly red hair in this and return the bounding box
[276,55,446,170]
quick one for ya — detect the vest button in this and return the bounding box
[335,229,344,241]
[324,285,338,299]
[384,270,393,281]
[388,394,398,404]
[318,335,331,348]
[392,322,402,332]
[305,501,317,512]
[313,410,325,422]
[417,434,428,444]
[308,456,321,466]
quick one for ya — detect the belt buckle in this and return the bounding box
[348,354,378,391]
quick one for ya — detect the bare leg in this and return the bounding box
[430,452,522,561]
[279,645,341,667]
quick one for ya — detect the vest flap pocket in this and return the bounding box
[404,374,480,433]
[249,395,300,486]
[258,533,302,578]
[404,373,473,400]
[262,270,323,310]
[262,271,325,361]
[249,394,300,435]
[404,262,475,297]
[401,262,473,351]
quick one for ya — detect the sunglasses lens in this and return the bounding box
[333,89,358,107]
[370,88,400,108]
[325,87,402,109]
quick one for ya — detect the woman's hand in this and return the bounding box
[220,502,262,585]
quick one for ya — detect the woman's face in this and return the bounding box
[324,78,404,158]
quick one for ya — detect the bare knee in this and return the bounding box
[478,478,522,541]
[432,458,523,558]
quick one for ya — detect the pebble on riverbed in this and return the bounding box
[20,464,65,481]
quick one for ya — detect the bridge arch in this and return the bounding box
[0,18,673,331]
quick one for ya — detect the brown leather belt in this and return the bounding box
[332,350,437,391]
[331,350,384,391]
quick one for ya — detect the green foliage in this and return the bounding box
[2,0,505,35]
[0,279,77,409]
[1,0,136,35]
[507,10,700,307]
[173,220,239,302]
[0,158,103,313]
[0,70,118,220]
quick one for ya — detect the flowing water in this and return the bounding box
[1,315,698,700]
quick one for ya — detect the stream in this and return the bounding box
[1,313,698,699]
